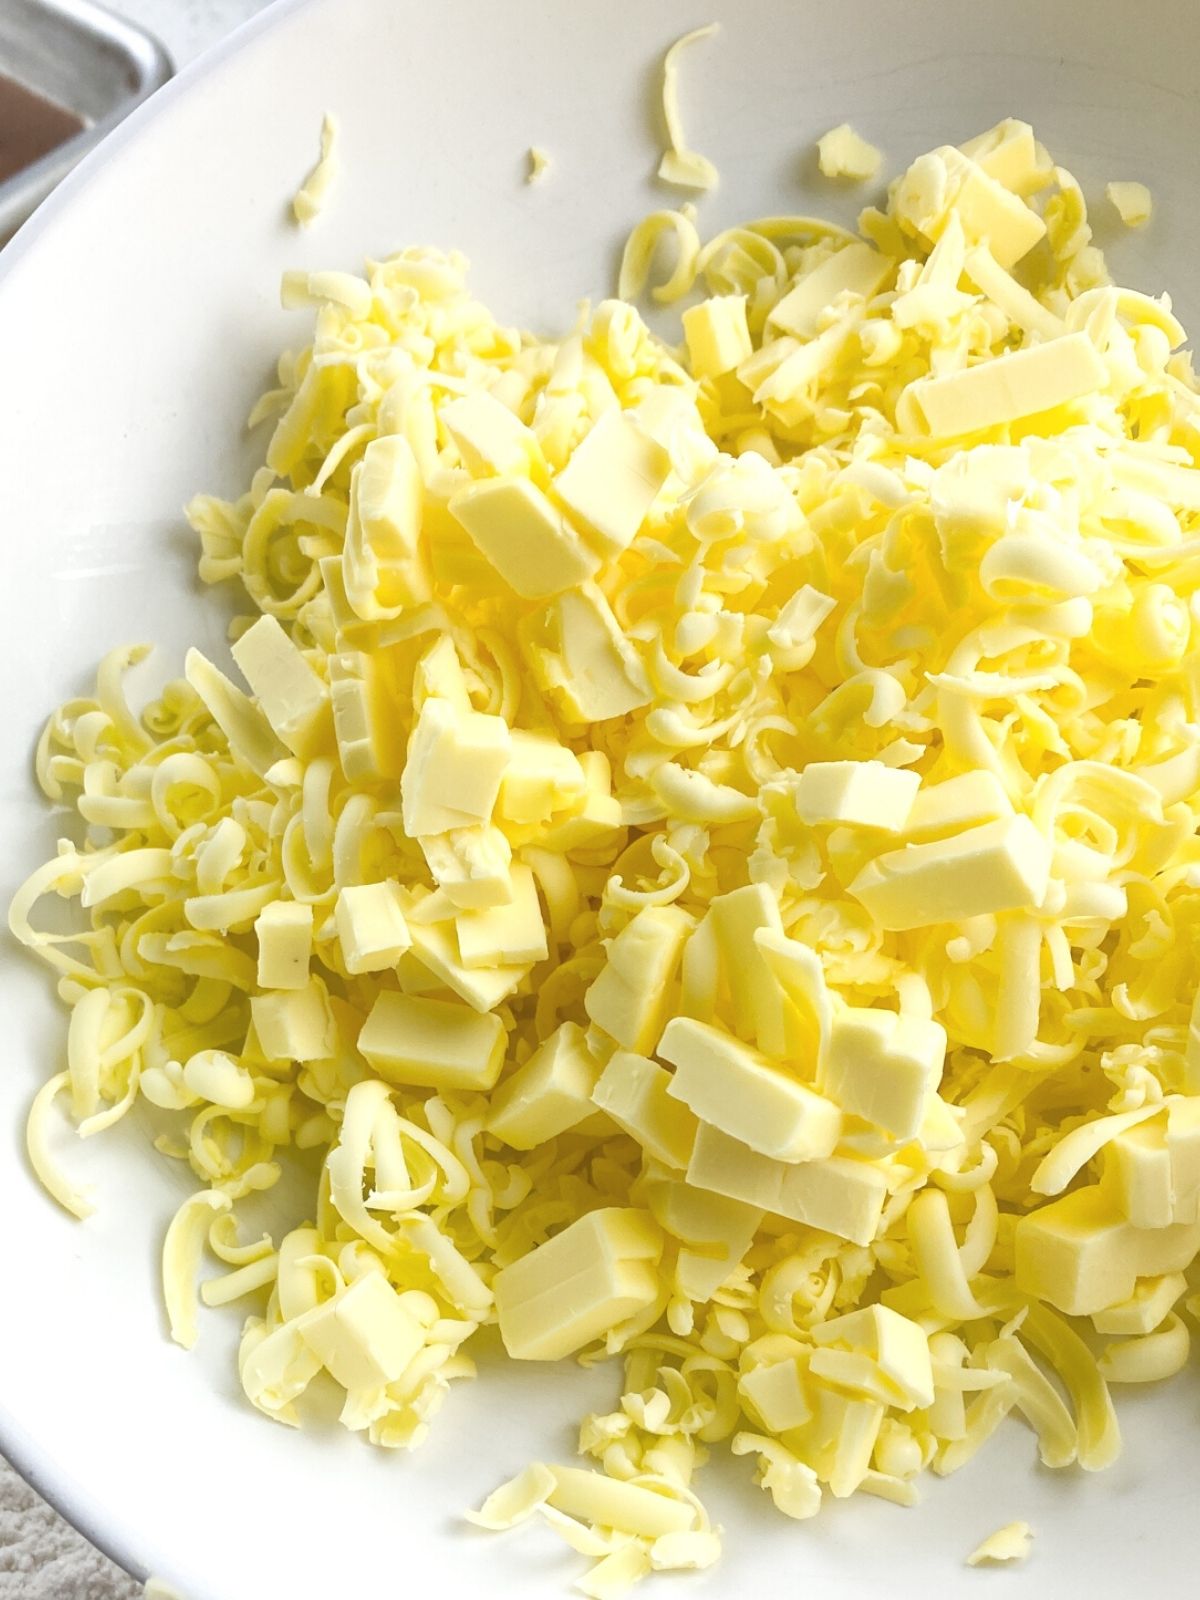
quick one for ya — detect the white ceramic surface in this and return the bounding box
[2,1,1199,1595]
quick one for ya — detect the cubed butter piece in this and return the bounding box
[660,1016,842,1162]
[250,976,337,1062]
[1091,1271,1188,1337]
[329,650,403,781]
[498,730,586,825]
[231,615,331,760]
[255,899,314,990]
[792,760,921,832]
[454,863,548,969]
[708,884,789,1058]
[777,1154,889,1245]
[420,824,513,909]
[1015,1185,1200,1316]
[810,1305,934,1411]
[903,769,1012,840]
[344,434,430,617]
[521,585,652,723]
[539,750,624,851]
[848,814,1052,931]
[738,1358,813,1432]
[552,411,671,554]
[401,697,512,838]
[449,477,599,598]
[413,635,473,715]
[357,991,506,1091]
[405,916,530,1012]
[769,243,892,339]
[494,1207,663,1360]
[335,880,411,974]
[584,904,693,1055]
[487,1021,602,1149]
[298,1272,425,1391]
[591,1050,699,1169]
[820,1007,947,1140]
[684,1121,886,1245]
[682,295,754,379]
[1101,1115,1173,1229]
[441,389,541,477]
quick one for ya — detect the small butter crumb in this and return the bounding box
[1107,180,1152,228]
[967,1522,1034,1567]
[144,1582,186,1600]
[817,123,882,181]
[292,111,339,226]
[527,146,550,184]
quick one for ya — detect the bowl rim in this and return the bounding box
[0,1,318,1580]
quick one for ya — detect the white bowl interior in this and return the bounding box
[1,1,1198,1594]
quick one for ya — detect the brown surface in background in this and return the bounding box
[0,74,84,184]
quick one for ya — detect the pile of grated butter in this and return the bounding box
[13,115,1200,1597]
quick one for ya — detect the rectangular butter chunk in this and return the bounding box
[644,1176,762,1302]
[335,880,412,975]
[449,476,599,598]
[903,769,1012,840]
[250,977,337,1062]
[493,1207,663,1360]
[255,899,314,990]
[810,1304,933,1411]
[419,824,513,909]
[848,814,1051,930]
[1014,1185,1200,1315]
[455,864,548,969]
[401,697,511,838]
[231,615,331,760]
[738,1357,813,1432]
[488,1021,602,1149]
[552,410,671,554]
[584,904,693,1054]
[405,915,530,1012]
[820,1007,947,1140]
[298,1272,425,1391]
[357,990,506,1091]
[591,1050,698,1169]
[498,729,586,825]
[769,243,892,339]
[907,332,1107,437]
[684,1121,886,1244]
[682,294,754,378]
[792,760,921,832]
[660,1016,841,1162]
[441,389,540,478]
[522,585,652,724]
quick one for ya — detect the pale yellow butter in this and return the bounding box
[552,411,672,555]
[334,880,412,974]
[849,815,1052,930]
[494,1207,663,1360]
[357,990,506,1091]
[450,477,599,598]
[488,1021,603,1149]
[254,899,313,990]
[661,1017,842,1162]
[591,1050,699,1168]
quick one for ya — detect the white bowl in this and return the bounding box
[2,1,1198,1594]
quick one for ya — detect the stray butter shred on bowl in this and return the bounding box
[12,102,1200,1598]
